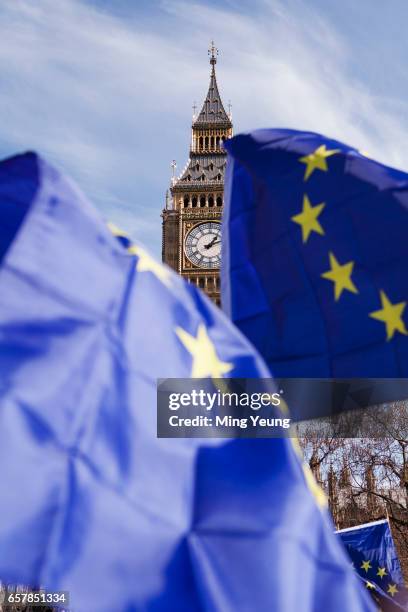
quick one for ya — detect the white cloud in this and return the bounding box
[0,0,406,254]
[163,0,408,168]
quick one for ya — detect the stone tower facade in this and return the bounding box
[161,43,233,306]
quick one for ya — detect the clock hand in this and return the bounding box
[204,235,218,249]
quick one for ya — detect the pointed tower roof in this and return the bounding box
[193,41,232,128]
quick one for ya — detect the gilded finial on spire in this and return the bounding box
[208,40,218,66]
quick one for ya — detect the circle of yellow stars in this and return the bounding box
[359,560,400,598]
[292,144,407,341]
[106,225,341,511]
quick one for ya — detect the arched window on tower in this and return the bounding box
[205,136,209,149]
[200,196,206,207]
[199,136,203,150]
[192,197,197,207]
[216,136,220,148]
[208,196,214,207]
[183,196,189,208]
[216,196,222,207]
[199,278,205,289]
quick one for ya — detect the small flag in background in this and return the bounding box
[338,519,408,610]
[0,152,374,611]
[222,130,408,388]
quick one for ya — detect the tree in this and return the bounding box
[297,401,408,577]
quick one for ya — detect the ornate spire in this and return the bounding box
[193,42,231,127]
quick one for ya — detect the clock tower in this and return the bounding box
[161,42,233,306]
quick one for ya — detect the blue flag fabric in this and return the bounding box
[222,129,408,381]
[0,152,374,611]
[355,573,406,612]
[338,520,408,609]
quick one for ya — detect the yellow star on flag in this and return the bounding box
[369,290,408,340]
[365,581,375,590]
[291,195,326,243]
[299,144,340,181]
[176,323,233,378]
[106,221,128,238]
[361,560,372,573]
[377,567,387,579]
[128,244,172,287]
[321,252,358,300]
[387,584,398,597]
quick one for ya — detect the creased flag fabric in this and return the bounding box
[0,152,374,611]
[222,129,408,384]
[338,520,408,610]
[355,573,406,612]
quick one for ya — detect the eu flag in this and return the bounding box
[338,520,408,609]
[0,152,373,611]
[222,129,408,382]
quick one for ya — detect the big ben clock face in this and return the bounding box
[184,222,221,269]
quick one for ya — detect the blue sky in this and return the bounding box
[1,0,407,257]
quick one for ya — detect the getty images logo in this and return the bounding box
[168,389,282,411]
